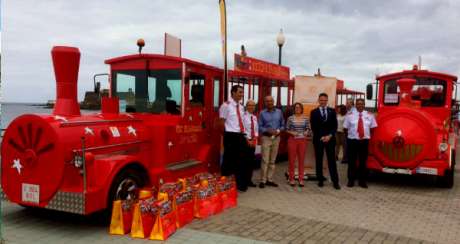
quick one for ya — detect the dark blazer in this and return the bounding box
[310,106,338,143]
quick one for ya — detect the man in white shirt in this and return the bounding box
[243,100,258,187]
[343,98,378,188]
[342,98,356,164]
[219,85,248,192]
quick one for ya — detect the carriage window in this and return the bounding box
[214,79,220,110]
[280,87,288,106]
[253,84,259,106]
[244,83,249,103]
[113,69,182,114]
[383,78,446,107]
[271,86,278,105]
[189,74,205,107]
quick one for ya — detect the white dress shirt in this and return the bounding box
[243,111,259,140]
[219,97,246,133]
[343,110,377,140]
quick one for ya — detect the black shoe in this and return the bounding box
[347,181,354,187]
[341,161,348,164]
[333,183,341,190]
[318,181,324,187]
[238,188,247,192]
[298,183,305,187]
[359,182,368,188]
[259,182,265,188]
[248,182,257,187]
[289,182,296,187]
[266,181,279,187]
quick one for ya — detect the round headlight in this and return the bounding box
[439,143,448,152]
[74,155,83,168]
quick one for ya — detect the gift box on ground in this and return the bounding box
[218,176,238,210]
[174,190,194,228]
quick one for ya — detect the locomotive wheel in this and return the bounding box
[106,168,146,215]
[437,149,455,188]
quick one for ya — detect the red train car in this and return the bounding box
[1,44,225,214]
[366,65,458,187]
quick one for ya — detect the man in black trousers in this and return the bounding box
[310,93,341,190]
[219,85,249,192]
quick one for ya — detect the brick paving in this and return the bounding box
[1,158,459,243]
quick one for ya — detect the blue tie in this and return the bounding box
[322,107,327,121]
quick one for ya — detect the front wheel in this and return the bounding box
[107,168,146,214]
[437,150,455,188]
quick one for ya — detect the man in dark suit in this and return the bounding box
[310,93,341,190]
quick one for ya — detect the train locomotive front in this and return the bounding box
[1,45,223,214]
[367,66,458,188]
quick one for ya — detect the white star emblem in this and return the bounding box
[54,115,68,122]
[12,159,23,174]
[84,127,94,135]
[127,126,137,137]
[396,130,402,136]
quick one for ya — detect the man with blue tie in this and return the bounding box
[310,93,341,189]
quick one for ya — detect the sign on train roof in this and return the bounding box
[234,54,290,80]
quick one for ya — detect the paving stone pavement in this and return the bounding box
[1,159,459,244]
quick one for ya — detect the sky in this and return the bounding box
[1,0,460,103]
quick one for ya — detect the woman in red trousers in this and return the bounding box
[286,103,311,187]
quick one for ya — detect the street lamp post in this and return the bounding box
[276,29,285,65]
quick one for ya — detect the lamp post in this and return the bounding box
[276,28,285,65]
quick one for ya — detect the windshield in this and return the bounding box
[383,77,446,107]
[113,69,182,114]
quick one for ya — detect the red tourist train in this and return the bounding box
[0,43,295,215]
[366,65,458,188]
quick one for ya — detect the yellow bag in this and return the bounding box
[109,200,125,235]
[149,192,177,240]
[130,198,156,239]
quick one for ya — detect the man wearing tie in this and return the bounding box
[343,98,377,188]
[219,85,248,192]
[310,93,340,189]
[243,100,258,187]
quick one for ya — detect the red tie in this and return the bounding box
[236,103,245,133]
[250,115,256,139]
[357,112,365,139]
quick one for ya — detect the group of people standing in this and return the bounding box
[219,85,377,192]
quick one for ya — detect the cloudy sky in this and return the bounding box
[2,0,460,103]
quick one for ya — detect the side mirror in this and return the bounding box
[366,84,373,100]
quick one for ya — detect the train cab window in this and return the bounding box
[411,78,446,107]
[383,79,399,105]
[115,73,136,112]
[112,69,182,114]
[189,74,205,107]
[383,78,446,107]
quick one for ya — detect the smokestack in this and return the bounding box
[397,78,416,106]
[51,46,81,117]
